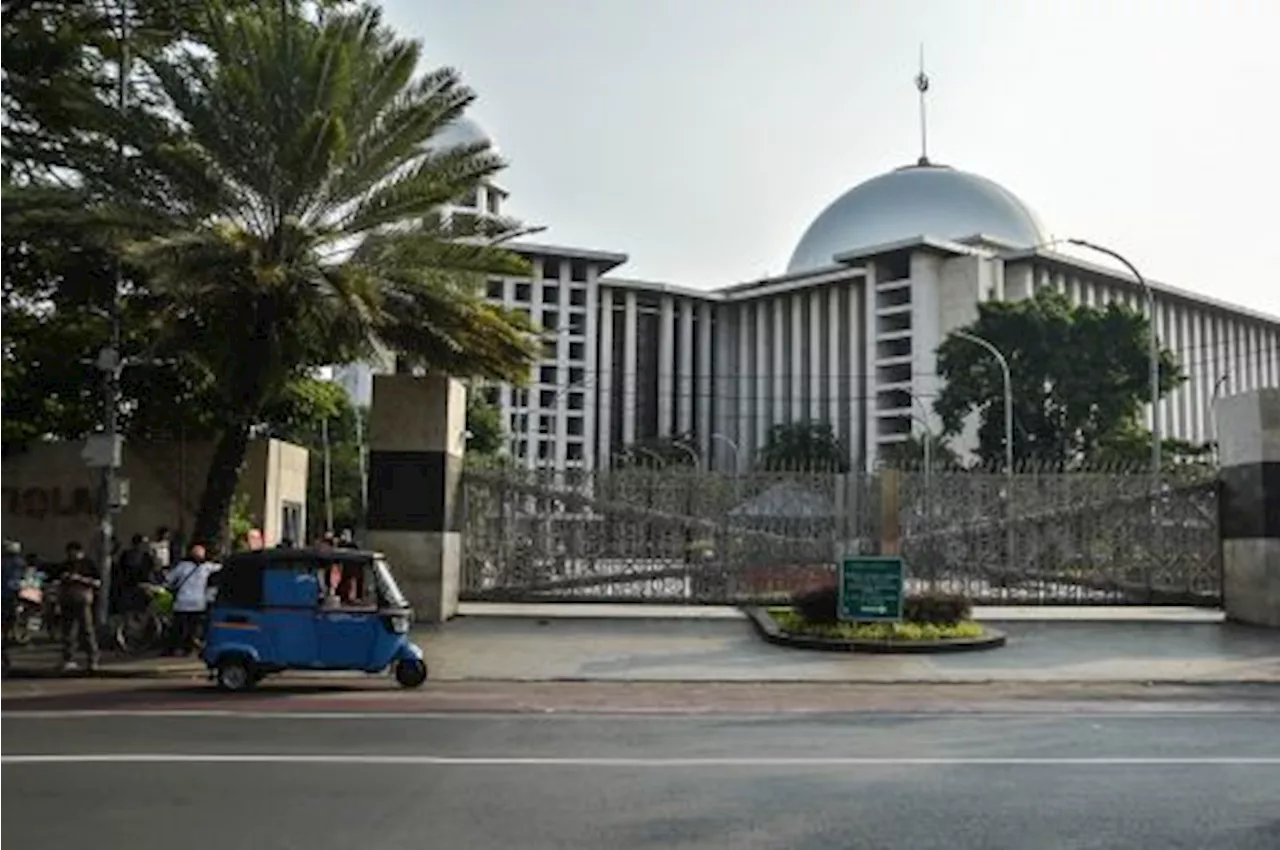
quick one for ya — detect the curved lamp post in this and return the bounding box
[953,331,1013,476]
[710,433,740,473]
[953,330,1015,574]
[1208,372,1231,462]
[1068,239,1160,486]
[671,440,699,468]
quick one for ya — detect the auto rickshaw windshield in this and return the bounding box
[374,558,408,608]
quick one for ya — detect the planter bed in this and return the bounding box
[744,606,1007,654]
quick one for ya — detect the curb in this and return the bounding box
[3,666,207,681]
[742,606,1008,654]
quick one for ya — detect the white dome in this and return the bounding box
[424,115,496,154]
[787,163,1049,274]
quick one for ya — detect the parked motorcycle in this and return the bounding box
[6,570,46,646]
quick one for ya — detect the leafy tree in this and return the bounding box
[7,2,539,545]
[268,380,364,541]
[465,394,506,459]
[935,289,1183,469]
[757,422,849,472]
[878,433,962,471]
[1089,421,1214,475]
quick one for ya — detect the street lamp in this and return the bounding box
[710,433,740,472]
[671,439,699,467]
[953,331,1013,477]
[1208,372,1231,461]
[953,330,1015,576]
[1067,239,1160,486]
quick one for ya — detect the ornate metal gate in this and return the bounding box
[896,470,1221,605]
[460,465,1221,606]
[460,466,880,604]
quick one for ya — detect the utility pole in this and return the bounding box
[354,403,368,532]
[94,0,133,625]
[321,416,334,534]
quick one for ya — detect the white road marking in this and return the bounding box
[4,708,1279,721]
[5,754,1280,767]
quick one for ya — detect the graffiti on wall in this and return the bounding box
[2,487,98,520]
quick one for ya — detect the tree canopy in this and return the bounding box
[877,432,962,471]
[757,422,850,472]
[934,289,1186,469]
[3,0,539,543]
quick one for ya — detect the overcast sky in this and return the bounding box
[381,0,1279,317]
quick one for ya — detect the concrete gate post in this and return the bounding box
[366,374,466,623]
[1214,387,1280,628]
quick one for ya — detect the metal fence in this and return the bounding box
[460,464,1221,606]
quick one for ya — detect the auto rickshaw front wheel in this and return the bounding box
[394,658,428,688]
[214,655,256,692]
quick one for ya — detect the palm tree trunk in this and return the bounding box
[191,419,253,550]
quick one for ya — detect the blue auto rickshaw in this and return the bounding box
[202,548,427,691]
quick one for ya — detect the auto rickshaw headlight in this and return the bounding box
[390,614,410,634]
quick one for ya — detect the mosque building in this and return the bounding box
[337,83,1280,474]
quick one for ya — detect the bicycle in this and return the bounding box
[112,584,174,655]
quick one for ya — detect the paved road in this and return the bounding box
[5,707,1280,849]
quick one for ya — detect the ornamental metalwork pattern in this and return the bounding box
[460,466,1220,606]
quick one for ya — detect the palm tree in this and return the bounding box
[103,2,537,543]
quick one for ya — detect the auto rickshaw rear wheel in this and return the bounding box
[394,658,428,688]
[215,655,256,692]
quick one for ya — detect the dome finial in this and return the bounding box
[915,44,931,166]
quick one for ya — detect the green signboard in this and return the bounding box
[838,556,905,622]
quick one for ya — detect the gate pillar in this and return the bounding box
[366,374,466,623]
[1215,387,1280,628]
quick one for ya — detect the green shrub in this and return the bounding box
[793,585,839,623]
[772,610,982,641]
[903,592,971,625]
[791,586,971,626]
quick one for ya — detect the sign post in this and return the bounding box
[838,556,905,622]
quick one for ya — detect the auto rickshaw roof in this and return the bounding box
[223,547,383,571]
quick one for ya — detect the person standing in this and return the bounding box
[114,534,156,616]
[164,543,220,656]
[0,545,25,675]
[57,542,101,672]
[150,527,172,580]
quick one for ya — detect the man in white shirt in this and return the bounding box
[164,543,221,655]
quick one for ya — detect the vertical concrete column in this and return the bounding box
[622,291,638,447]
[657,295,674,437]
[596,287,614,468]
[366,374,466,623]
[678,300,694,437]
[789,293,804,422]
[1215,387,1280,628]
[696,301,713,463]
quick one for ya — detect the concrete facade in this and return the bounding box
[1215,388,1280,628]
[365,374,466,623]
[1,438,308,559]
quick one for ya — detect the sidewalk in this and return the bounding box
[5,605,1272,685]
[422,609,1278,684]
[3,643,208,680]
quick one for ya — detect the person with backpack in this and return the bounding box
[114,534,157,617]
[163,543,221,656]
